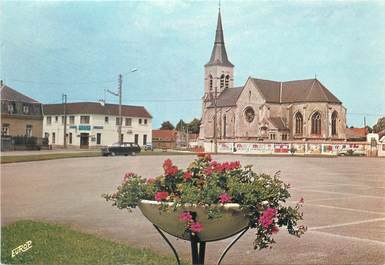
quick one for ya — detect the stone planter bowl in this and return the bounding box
[138,200,249,242]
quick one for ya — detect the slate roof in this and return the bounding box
[251,78,342,104]
[0,85,40,104]
[205,10,234,67]
[210,78,342,108]
[211,87,243,107]
[269,117,289,131]
[43,102,152,118]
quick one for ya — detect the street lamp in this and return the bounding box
[107,68,138,145]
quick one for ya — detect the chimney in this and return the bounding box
[0,80,3,87]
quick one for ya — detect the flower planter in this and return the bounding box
[138,200,249,242]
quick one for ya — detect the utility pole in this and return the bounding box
[118,74,123,145]
[107,69,137,145]
[62,94,67,148]
[213,85,218,154]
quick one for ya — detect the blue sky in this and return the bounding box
[1,0,384,128]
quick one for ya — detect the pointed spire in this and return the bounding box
[205,9,234,67]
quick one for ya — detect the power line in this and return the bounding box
[7,78,116,86]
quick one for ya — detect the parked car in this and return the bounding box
[143,143,154,151]
[101,142,141,156]
[338,148,365,156]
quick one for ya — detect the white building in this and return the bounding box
[43,102,152,148]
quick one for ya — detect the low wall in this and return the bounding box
[203,141,383,156]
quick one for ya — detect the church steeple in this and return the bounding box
[205,9,234,67]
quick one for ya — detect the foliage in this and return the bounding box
[176,119,187,131]
[104,154,306,250]
[160,121,175,130]
[373,117,385,133]
[1,220,188,265]
[187,118,201,134]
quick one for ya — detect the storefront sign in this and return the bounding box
[78,125,91,131]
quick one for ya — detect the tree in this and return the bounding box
[187,118,201,134]
[160,121,175,130]
[176,119,187,131]
[373,117,385,133]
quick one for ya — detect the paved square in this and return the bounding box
[1,155,385,264]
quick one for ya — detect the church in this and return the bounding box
[199,10,347,143]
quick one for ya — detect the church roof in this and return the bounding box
[208,86,243,107]
[205,10,234,67]
[209,77,341,108]
[268,117,289,131]
[251,78,342,104]
[1,84,40,104]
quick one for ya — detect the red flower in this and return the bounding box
[190,222,203,233]
[183,171,192,181]
[179,211,193,222]
[163,159,173,170]
[197,152,206,158]
[165,166,179,176]
[299,197,304,204]
[219,193,232,204]
[155,191,169,201]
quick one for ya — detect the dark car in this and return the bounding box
[101,142,141,156]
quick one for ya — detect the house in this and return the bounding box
[43,102,152,148]
[152,129,177,150]
[345,127,368,141]
[1,81,43,139]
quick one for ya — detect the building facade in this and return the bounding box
[1,82,43,138]
[200,11,347,143]
[43,102,152,148]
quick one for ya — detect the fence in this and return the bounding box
[203,141,381,156]
[1,136,49,151]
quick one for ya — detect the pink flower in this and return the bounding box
[204,153,212,161]
[183,171,192,181]
[179,211,193,222]
[155,191,169,201]
[271,225,279,234]
[123,172,135,182]
[219,193,232,204]
[190,222,203,233]
[299,197,304,204]
[146,177,155,184]
[259,207,277,229]
[203,167,213,176]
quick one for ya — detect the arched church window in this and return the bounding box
[220,74,225,88]
[244,107,255,123]
[223,115,227,138]
[311,112,321,135]
[209,75,213,91]
[225,75,230,88]
[331,111,338,136]
[295,112,303,135]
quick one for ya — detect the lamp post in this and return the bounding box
[107,68,138,145]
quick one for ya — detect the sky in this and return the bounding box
[1,0,384,128]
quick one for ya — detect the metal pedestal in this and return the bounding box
[153,224,249,265]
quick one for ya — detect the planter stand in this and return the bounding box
[153,224,249,265]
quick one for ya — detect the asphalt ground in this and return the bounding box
[1,155,385,264]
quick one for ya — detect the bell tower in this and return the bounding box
[204,8,234,99]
